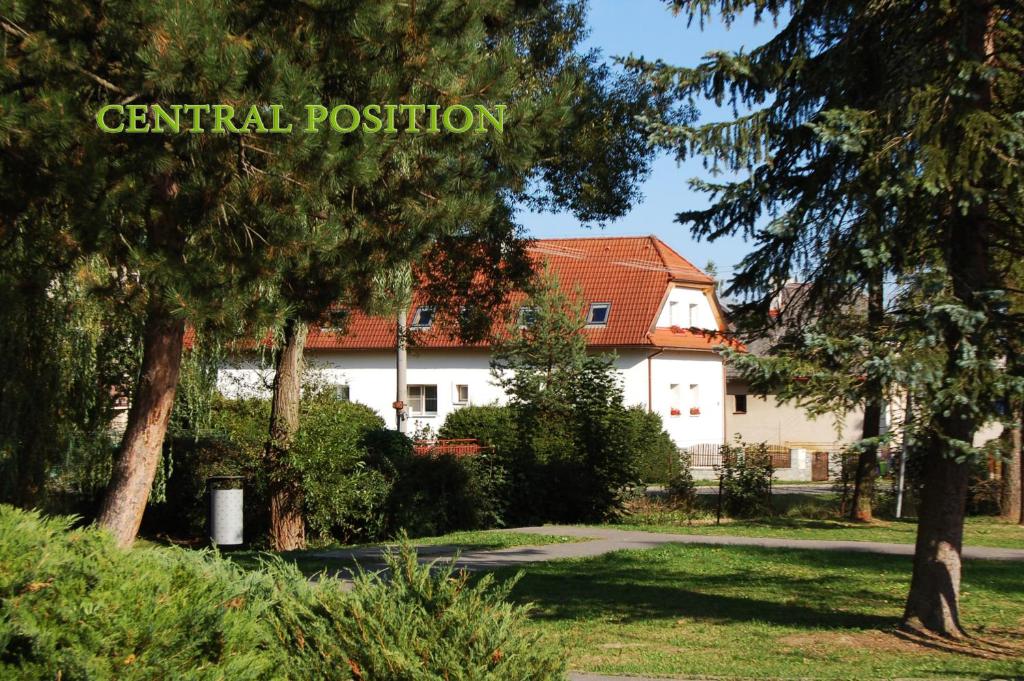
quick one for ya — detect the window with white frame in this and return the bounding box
[408,385,438,416]
[335,384,351,402]
[410,306,434,328]
[688,303,699,327]
[689,383,700,414]
[668,300,680,326]
[586,302,611,326]
[454,384,469,404]
[669,383,681,416]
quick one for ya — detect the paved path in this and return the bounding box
[310,525,1024,571]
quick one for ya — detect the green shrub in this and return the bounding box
[290,395,396,543]
[145,397,270,540]
[623,406,678,484]
[0,505,339,679]
[717,440,773,518]
[438,404,519,456]
[0,505,566,680]
[388,451,508,537]
[326,546,565,680]
[666,450,697,510]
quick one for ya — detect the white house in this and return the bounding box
[218,236,737,448]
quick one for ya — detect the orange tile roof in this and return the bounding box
[230,236,728,352]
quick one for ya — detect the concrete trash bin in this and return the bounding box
[208,476,244,546]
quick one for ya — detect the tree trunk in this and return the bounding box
[97,301,185,547]
[851,400,882,521]
[266,318,308,551]
[850,270,885,522]
[1001,405,1021,523]
[901,435,969,638]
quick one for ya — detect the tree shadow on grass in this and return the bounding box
[504,554,896,630]
[499,545,1023,636]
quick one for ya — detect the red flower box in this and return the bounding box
[670,408,681,416]
[689,407,701,416]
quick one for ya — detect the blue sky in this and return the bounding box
[520,0,782,282]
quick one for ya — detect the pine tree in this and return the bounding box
[2,0,329,545]
[254,1,667,548]
[634,0,1024,636]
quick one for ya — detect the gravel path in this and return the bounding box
[310,524,1024,571]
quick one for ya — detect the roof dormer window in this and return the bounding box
[410,306,434,329]
[586,302,611,326]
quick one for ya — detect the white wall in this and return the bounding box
[647,351,725,447]
[655,286,718,330]
[218,346,725,447]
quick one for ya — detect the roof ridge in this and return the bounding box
[533,235,654,242]
[648,236,712,282]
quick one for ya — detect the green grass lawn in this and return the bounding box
[226,529,584,574]
[609,515,1024,549]
[617,493,1024,549]
[498,544,1024,679]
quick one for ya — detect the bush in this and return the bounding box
[327,547,565,680]
[717,440,773,518]
[289,395,397,543]
[145,397,270,540]
[0,505,565,680]
[666,450,697,510]
[623,406,678,484]
[438,404,519,456]
[0,505,339,679]
[388,451,508,537]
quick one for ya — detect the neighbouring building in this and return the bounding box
[721,282,868,479]
[218,236,737,448]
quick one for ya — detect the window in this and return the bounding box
[518,306,537,328]
[410,306,434,328]
[454,384,469,404]
[586,302,611,326]
[408,385,438,416]
[668,301,680,326]
[669,383,681,416]
[688,303,699,327]
[689,383,700,415]
[336,385,351,402]
[734,393,747,414]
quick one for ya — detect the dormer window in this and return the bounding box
[410,306,434,329]
[518,307,537,328]
[586,303,611,326]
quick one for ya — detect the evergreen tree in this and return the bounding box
[255,1,668,548]
[2,0,329,545]
[634,0,1024,636]
[492,271,637,521]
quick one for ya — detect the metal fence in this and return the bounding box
[684,443,792,469]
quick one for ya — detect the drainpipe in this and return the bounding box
[647,348,665,413]
[396,306,408,433]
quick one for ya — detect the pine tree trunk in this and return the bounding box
[266,318,307,551]
[851,400,882,522]
[1001,406,1021,523]
[97,301,185,547]
[901,433,969,638]
[850,270,885,522]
